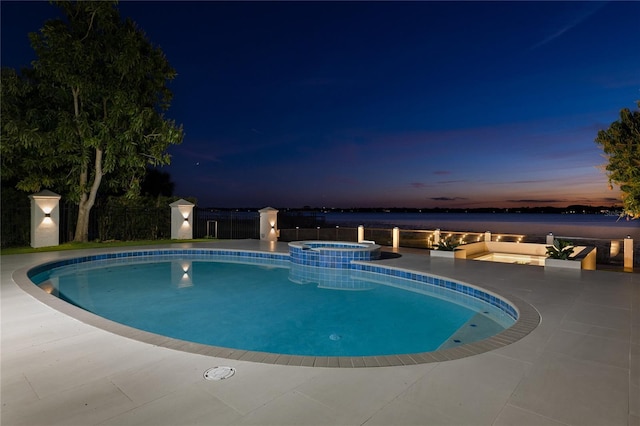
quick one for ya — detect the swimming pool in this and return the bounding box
[23,247,539,366]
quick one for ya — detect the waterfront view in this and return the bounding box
[321,211,639,240]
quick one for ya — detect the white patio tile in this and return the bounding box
[199,362,323,415]
[233,391,339,426]
[1,378,136,426]
[100,383,244,426]
[542,328,630,369]
[397,352,530,425]
[108,349,226,405]
[492,404,568,426]
[294,364,434,424]
[559,319,631,342]
[13,331,163,399]
[363,397,461,425]
[0,372,39,407]
[563,301,631,330]
[509,351,628,425]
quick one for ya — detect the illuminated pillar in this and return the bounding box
[434,229,441,245]
[169,199,194,240]
[624,236,634,271]
[546,232,554,245]
[484,231,492,242]
[357,225,364,243]
[610,240,620,257]
[392,227,400,248]
[28,190,61,248]
[259,207,279,242]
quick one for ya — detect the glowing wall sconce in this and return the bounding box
[29,190,61,248]
[42,210,53,225]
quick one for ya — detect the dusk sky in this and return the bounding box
[2,1,639,209]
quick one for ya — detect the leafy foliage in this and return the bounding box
[0,185,31,248]
[1,1,183,241]
[434,237,462,251]
[595,101,640,219]
[545,239,575,260]
[141,168,175,197]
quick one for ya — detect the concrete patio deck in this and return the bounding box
[1,240,638,425]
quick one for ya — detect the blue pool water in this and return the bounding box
[30,252,515,357]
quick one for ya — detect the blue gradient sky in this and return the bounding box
[2,1,639,208]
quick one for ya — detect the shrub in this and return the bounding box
[546,239,575,260]
[435,237,462,251]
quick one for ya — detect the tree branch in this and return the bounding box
[87,147,103,208]
[80,10,97,42]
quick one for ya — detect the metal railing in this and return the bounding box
[192,210,259,239]
[0,205,261,246]
[279,226,524,248]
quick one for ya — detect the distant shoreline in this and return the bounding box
[306,205,624,215]
[206,205,624,216]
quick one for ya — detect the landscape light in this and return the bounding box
[42,208,53,225]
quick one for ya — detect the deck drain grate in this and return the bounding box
[204,366,236,381]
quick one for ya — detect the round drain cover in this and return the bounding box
[204,366,236,381]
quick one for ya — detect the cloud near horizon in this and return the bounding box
[431,197,468,201]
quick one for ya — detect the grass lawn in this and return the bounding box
[1,239,216,256]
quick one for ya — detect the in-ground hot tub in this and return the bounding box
[289,241,381,268]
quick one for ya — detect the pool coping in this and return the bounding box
[12,248,541,368]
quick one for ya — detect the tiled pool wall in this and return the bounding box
[289,241,382,268]
[289,263,377,290]
[351,262,518,321]
[27,248,517,321]
[27,249,291,280]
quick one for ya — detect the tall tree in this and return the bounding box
[1,1,183,241]
[595,101,640,219]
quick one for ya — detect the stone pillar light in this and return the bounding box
[169,199,194,240]
[392,227,400,248]
[259,207,279,241]
[434,229,441,245]
[624,236,634,271]
[29,190,61,248]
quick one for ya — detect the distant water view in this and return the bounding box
[323,212,639,241]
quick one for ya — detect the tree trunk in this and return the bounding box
[73,147,104,242]
[74,200,91,242]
